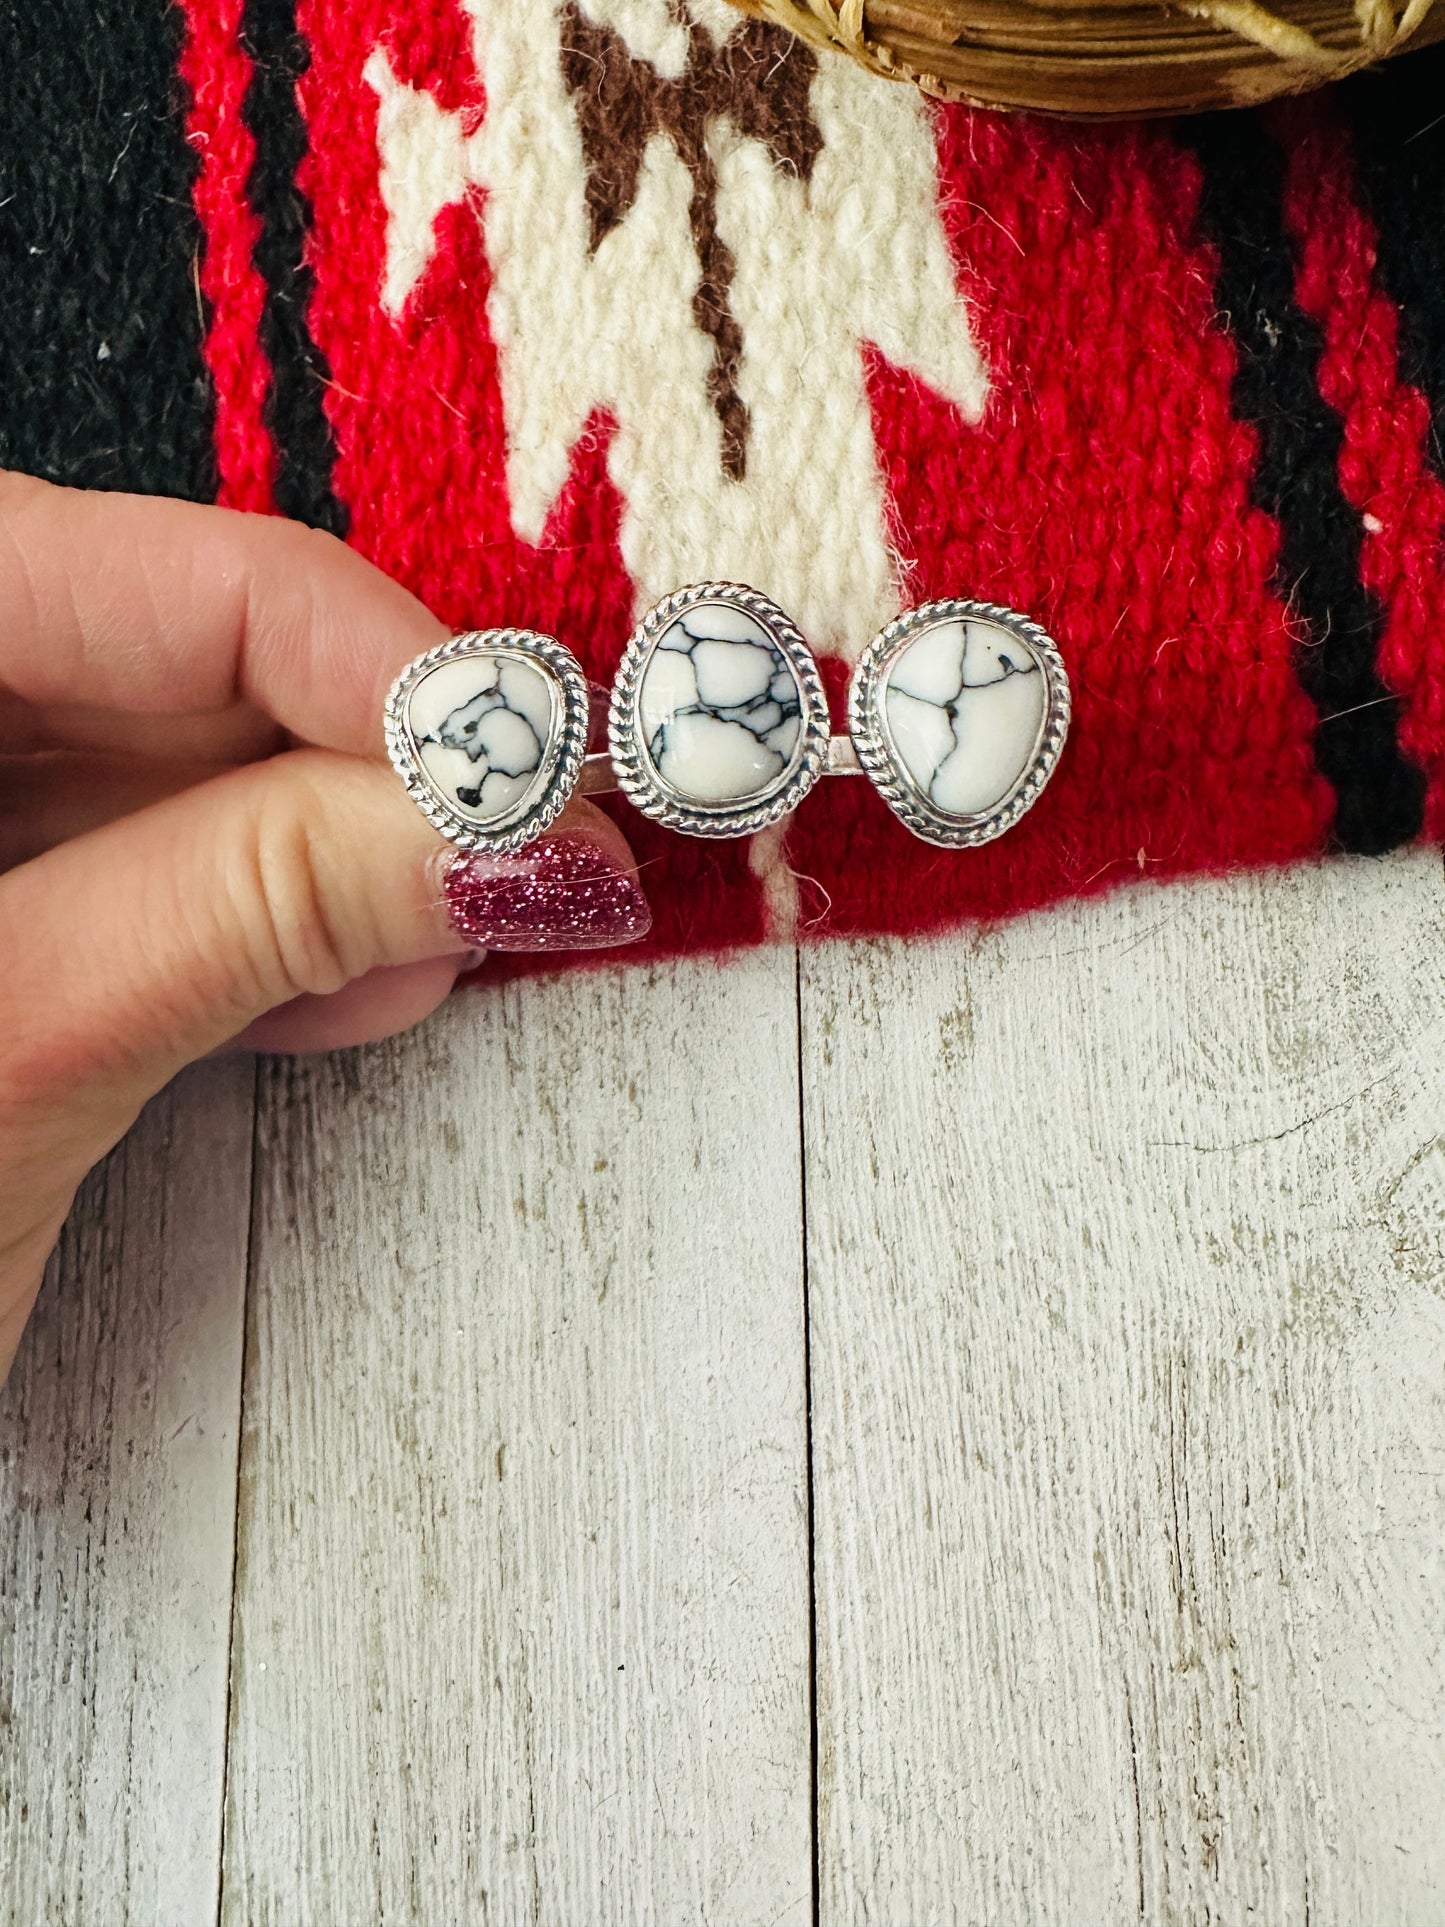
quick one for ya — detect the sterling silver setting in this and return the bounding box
[388,592,1070,856]
[848,599,1071,849]
[607,581,831,839]
[383,630,590,854]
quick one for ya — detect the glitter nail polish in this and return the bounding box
[443,833,652,953]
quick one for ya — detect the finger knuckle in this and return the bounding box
[238,781,353,1004]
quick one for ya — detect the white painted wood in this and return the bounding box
[0,1059,253,1927]
[11,853,1445,1924]
[220,954,812,1926]
[800,850,1445,1927]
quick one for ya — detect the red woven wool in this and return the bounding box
[294,0,781,958]
[788,114,1331,934]
[175,2,1445,964]
[1276,95,1445,845]
[177,0,276,514]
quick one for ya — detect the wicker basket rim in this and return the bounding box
[727,0,1443,114]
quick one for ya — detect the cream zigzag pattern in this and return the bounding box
[367,0,987,658]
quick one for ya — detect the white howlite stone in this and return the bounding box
[638,604,804,804]
[407,652,557,824]
[884,619,1046,818]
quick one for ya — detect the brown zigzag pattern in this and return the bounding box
[558,4,822,482]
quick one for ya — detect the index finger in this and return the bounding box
[0,472,447,756]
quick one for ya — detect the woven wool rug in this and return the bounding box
[5,0,1445,964]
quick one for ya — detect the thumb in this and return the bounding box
[0,746,461,1357]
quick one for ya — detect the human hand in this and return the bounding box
[0,474,649,1378]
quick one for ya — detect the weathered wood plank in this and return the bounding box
[221,954,812,1926]
[801,851,1445,1926]
[0,1059,254,1927]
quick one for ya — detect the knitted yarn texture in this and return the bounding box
[4,0,1445,965]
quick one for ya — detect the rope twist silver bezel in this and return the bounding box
[847,599,1071,849]
[383,629,590,855]
[608,582,832,840]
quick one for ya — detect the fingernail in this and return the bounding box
[443,833,652,953]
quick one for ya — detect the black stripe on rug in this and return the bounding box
[239,0,348,535]
[1182,112,1424,858]
[1343,49,1445,484]
[0,0,217,498]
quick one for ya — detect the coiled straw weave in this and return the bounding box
[725,0,1444,113]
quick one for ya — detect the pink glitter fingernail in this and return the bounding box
[443,834,652,953]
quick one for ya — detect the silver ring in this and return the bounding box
[848,599,1071,849]
[383,629,590,854]
[607,581,831,839]
[386,590,1070,853]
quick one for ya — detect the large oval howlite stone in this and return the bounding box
[407,652,557,826]
[883,617,1046,818]
[638,602,804,805]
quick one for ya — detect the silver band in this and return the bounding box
[388,590,1069,853]
[577,737,868,797]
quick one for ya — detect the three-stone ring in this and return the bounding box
[384,582,1070,853]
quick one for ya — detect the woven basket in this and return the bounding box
[725,0,1445,114]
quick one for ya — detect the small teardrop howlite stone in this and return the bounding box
[406,652,559,826]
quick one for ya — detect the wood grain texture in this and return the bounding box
[800,850,1445,1926]
[0,1060,253,1927]
[219,954,812,1927]
[7,854,1445,1924]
